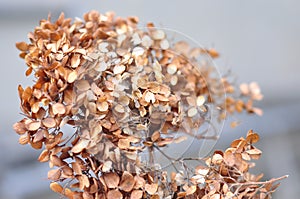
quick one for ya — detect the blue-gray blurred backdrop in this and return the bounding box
[0,1,299,198]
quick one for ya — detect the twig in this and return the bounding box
[230,175,288,187]
[153,145,180,173]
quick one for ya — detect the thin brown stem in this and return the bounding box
[230,175,288,187]
[153,145,180,173]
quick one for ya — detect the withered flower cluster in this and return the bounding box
[13,11,285,199]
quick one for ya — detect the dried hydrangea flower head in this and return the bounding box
[14,11,286,199]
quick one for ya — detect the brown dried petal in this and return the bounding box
[119,171,135,192]
[107,189,123,199]
[42,118,57,128]
[212,154,223,165]
[113,65,126,74]
[72,161,83,175]
[114,104,125,113]
[130,190,143,199]
[104,172,120,189]
[102,161,112,172]
[224,150,235,167]
[78,175,90,190]
[13,121,27,135]
[52,103,66,115]
[246,130,260,144]
[28,121,41,131]
[186,185,197,195]
[97,101,109,112]
[240,83,250,95]
[31,102,40,113]
[30,139,43,149]
[48,169,61,181]
[71,139,90,153]
[19,134,29,145]
[197,95,205,106]
[252,107,263,116]
[160,39,169,50]
[71,54,81,68]
[83,192,94,199]
[38,149,50,162]
[16,42,29,51]
[144,91,156,103]
[145,183,158,195]
[210,194,221,199]
[187,107,198,117]
[62,165,73,177]
[134,175,145,189]
[75,80,91,91]
[118,139,130,149]
[167,64,177,75]
[67,70,78,83]
[33,129,44,143]
[152,30,165,40]
[50,155,65,167]
[50,182,63,194]
[246,148,262,159]
[151,131,160,142]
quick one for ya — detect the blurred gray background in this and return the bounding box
[0,0,299,198]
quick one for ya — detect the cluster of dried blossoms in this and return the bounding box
[13,10,285,199]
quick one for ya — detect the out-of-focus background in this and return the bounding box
[0,0,299,198]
